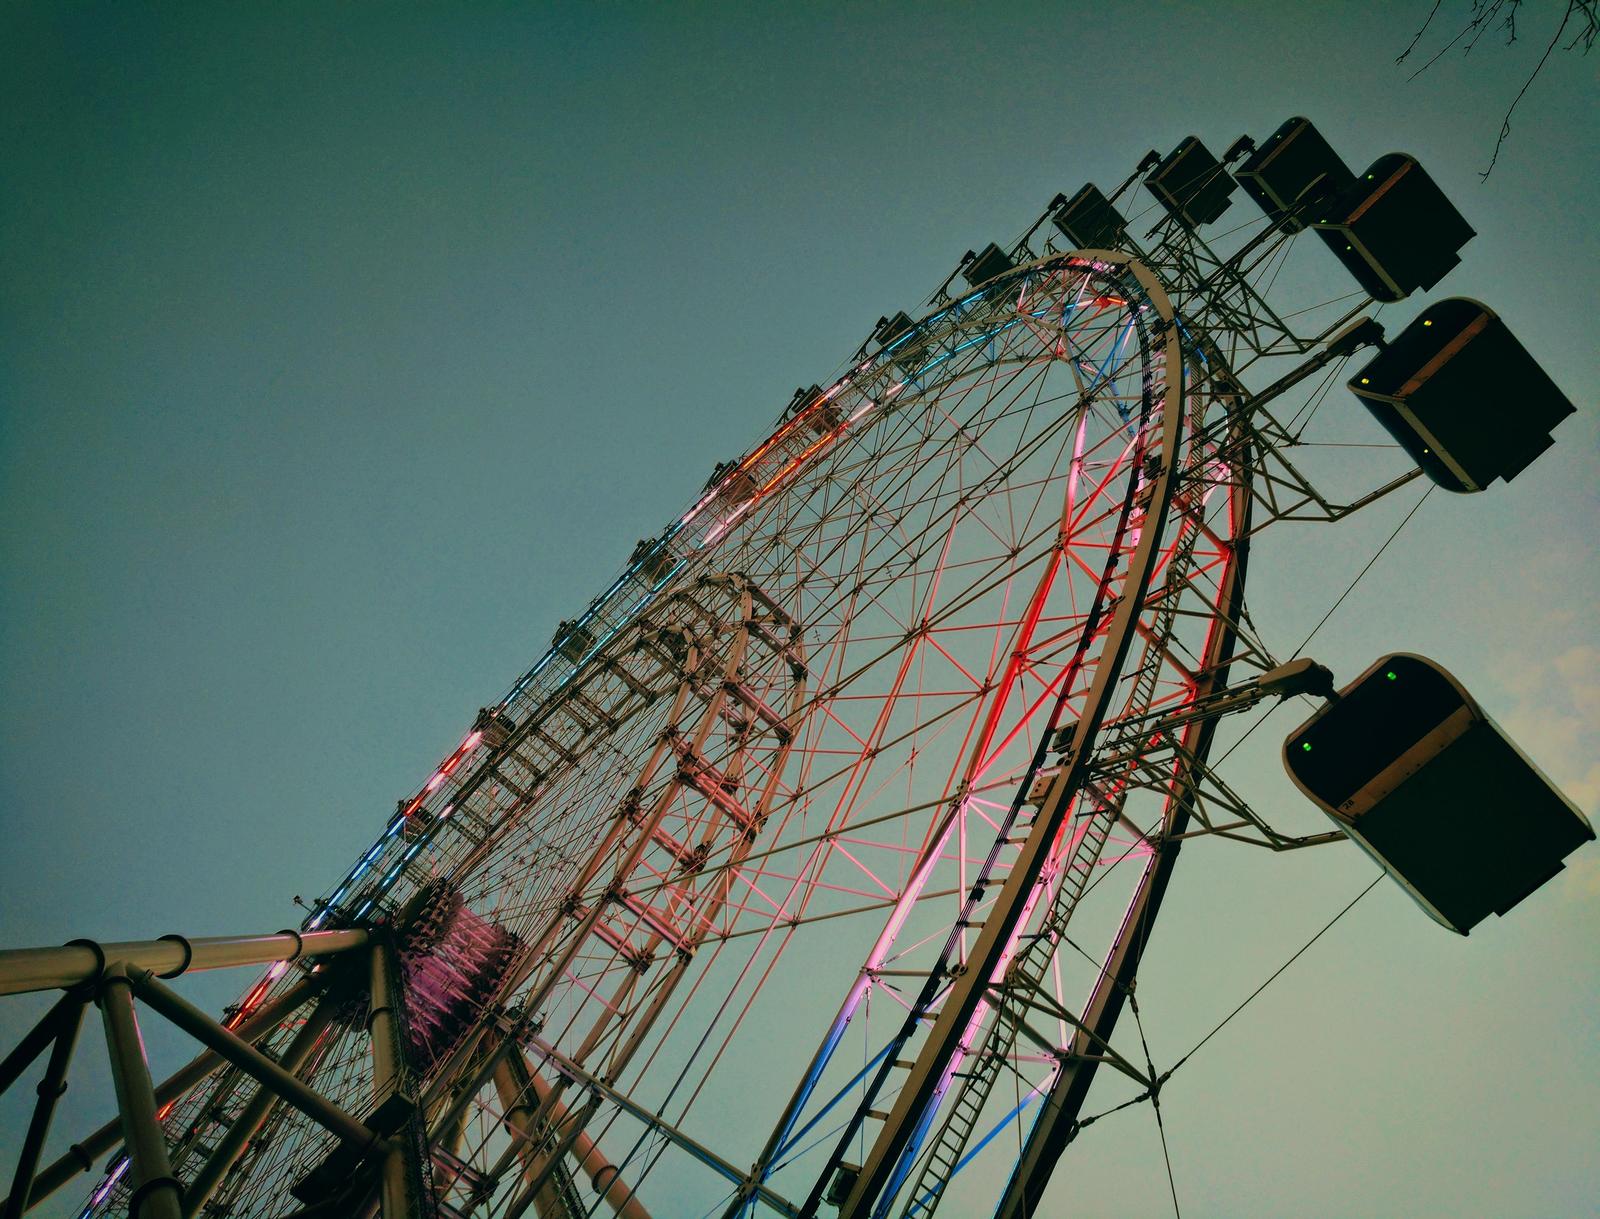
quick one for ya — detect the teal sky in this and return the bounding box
[2,4,1596,1216]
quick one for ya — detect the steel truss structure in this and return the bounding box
[0,134,1521,1219]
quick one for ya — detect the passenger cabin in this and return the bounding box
[785,383,823,417]
[703,459,760,507]
[783,383,840,436]
[873,311,921,377]
[1283,654,1593,934]
[553,620,594,664]
[1236,116,1354,233]
[961,242,1015,288]
[472,706,517,751]
[719,464,760,505]
[801,397,843,437]
[1348,298,1575,492]
[629,535,678,585]
[1312,153,1474,301]
[873,311,914,350]
[1052,183,1128,250]
[704,459,737,491]
[398,798,436,841]
[1146,136,1236,228]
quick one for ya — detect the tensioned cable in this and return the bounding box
[1289,484,1434,659]
[1208,482,1434,772]
[1161,873,1381,1079]
[1067,872,1381,1140]
[1288,300,1385,436]
[1255,224,1298,304]
[1130,993,1181,1219]
[1283,359,1346,436]
[1294,441,1403,449]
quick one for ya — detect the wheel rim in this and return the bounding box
[99,252,1247,1219]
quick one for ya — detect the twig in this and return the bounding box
[1399,0,1598,178]
[1482,0,1587,176]
[1397,0,1447,61]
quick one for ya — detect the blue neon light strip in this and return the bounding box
[773,1037,898,1162]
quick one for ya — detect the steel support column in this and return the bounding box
[493,1054,581,1219]
[99,970,181,1219]
[517,1062,651,1219]
[501,1093,602,1219]
[368,941,406,1108]
[3,996,86,1219]
[368,940,424,1219]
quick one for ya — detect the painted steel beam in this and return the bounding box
[0,992,83,1100]
[368,941,428,1219]
[99,970,182,1219]
[1,975,319,1215]
[2,997,85,1219]
[994,438,1252,1219]
[181,995,340,1218]
[126,968,380,1155]
[496,1046,650,1219]
[522,1032,800,1218]
[0,929,368,997]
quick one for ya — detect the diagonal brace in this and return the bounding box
[993,986,1154,1089]
[124,967,382,1157]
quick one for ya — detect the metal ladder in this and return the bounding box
[900,478,1209,1217]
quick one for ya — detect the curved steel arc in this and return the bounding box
[74,244,1227,1219]
[791,252,1185,1219]
[994,425,1254,1219]
[726,507,1072,1219]
[724,277,1137,1218]
[894,411,1235,1216]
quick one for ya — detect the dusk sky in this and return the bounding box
[2,4,1596,1216]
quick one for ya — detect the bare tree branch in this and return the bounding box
[1397,0,1448,61]
[1400,8,1481,74]
[1398,0,1598,178]
[1482,0,1594,176]
[1463,0,1516,55]
[1502,0,1523,43]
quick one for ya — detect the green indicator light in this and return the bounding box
[1385,671,1397,680]
[1302,741,1313,752]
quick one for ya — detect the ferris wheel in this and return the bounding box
[1,117,1587,1219]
